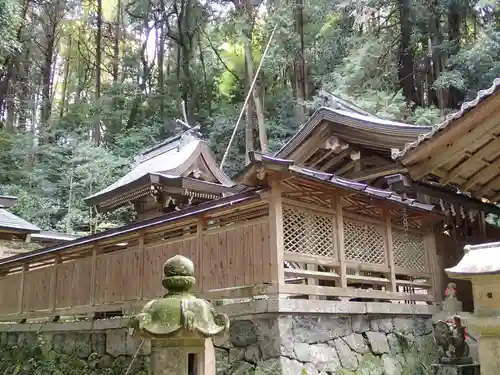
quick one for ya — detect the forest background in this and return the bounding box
[1,0,499,234]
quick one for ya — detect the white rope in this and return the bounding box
[219,22,279,170]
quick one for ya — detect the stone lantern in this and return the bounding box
[446,241,500,375]
[128,255,230,375]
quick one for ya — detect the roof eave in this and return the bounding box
[242,153,439,217]
[394,78,500,164]
[277,107,430,159]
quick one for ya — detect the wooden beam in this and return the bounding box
[335,195,347,288]
[440,135,500,185]
[424,230,440,303]
[310,149,335,168]
[293,125,331,163]
[384,208,397,293]
[478,174,500,197]
[137,232,145,300]
[18,264,27,314]
[461,160,500,191]
[268,179,285,287]
[278,284,434,301]
[412,181,500,215]
[402,94,500,166]
[344,164,406,182]
[335,161,355,176]
[410,119,500,179]
[321,149,351,171]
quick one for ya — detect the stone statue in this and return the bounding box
[445,282,457,299]
[128,254,230,339]
[442,282,463,312]
[433,315,472,365]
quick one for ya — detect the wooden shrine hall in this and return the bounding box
[274,90,500,311]
[392,77,500,311]
[1,85,500,319]
[0,126,449,321]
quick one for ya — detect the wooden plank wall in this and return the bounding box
[0,205,272,320]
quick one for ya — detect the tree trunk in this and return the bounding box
[112,0,121,83]
[59,38,71,119]
[40,23,56,126]
[94,0,103,144]
[244,38,268,154]
[244,49,255,164]
[398,0,417,106]
[18,47,32,131]
[158,0,166,121]
[293,0,307,122]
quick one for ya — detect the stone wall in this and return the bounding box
[0,301,440,375]
[214,302,439,375]
[0,319,150,375]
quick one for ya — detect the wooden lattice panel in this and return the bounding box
[283,206,337,259]
[392,230,426,272]
[343,219,386,264]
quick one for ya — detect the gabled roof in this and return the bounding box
[393,78,500,160]
[276,106,430,158]
[85,131,235,210]
[0,208,40,233]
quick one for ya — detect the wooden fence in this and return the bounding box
[0,186,441,321]
[0,201,272,320]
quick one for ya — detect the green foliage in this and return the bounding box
[1,0,500,233]
[0,0,19,58]
[0,334,147,375]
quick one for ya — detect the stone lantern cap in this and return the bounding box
[128,255,230,339]
[446,241,500,278]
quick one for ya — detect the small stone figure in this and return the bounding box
[128,254,230,338]
[433,315,472,365]
[442,282,463,312]
[445,282,457,299]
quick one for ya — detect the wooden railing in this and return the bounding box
[0,200,273,320]
[0,187,440,321]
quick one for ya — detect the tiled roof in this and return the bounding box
[0,209,40,233]
[393,78,500,160]
[87,137,202,200]
[85,131,234,207]
[251,153,436,213]
[446,241,500,276]
[276,106,430,158]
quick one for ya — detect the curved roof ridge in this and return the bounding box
[276,106,430,158]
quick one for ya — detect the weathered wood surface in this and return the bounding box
[0,188,440,321]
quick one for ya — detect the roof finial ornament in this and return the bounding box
[176,101,202,150]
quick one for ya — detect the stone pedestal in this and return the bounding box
[468,316,500,375]
[151,338,216,375]
[127,255,229,375]
[430,363,480,375]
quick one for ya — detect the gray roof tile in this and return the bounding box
[0,209,40,233]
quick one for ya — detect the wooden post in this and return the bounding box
[268,178,284,290]
[196,217,204,294]
[479,211,487,241]
[335,194,347,288]
[89,245,97,306]
[51,255,62,311]
[384,208,397,293]
[138,233,145,300]
[18,263,28,314]
[425,230,440,303]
